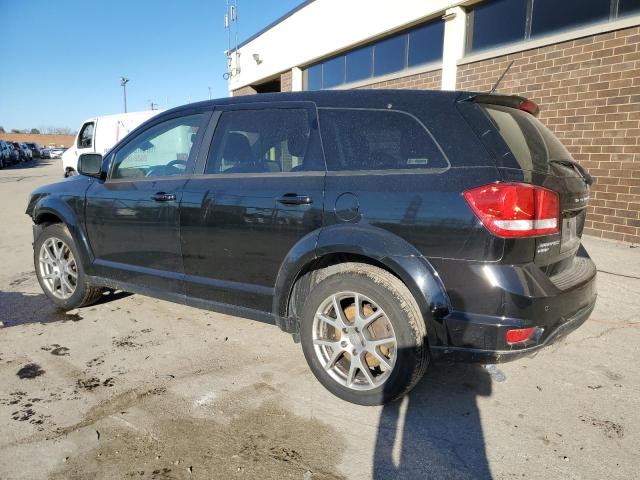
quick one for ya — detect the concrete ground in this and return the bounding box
[0,159,638,480]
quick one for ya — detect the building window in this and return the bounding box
[374,34,407,76]
[346,46,373,83]
[408,20,445,67]
[530,0,610,38]
[306,64,322,91]
[617,0,640,17]
[467,0,639,54]
[323,56,345,88]
[304,18,443,90]
[468,0,528,53]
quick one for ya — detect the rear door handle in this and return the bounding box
[277,193,313,206]
[151,192,176,202]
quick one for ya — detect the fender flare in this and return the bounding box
[31,196,95,274]
[273,224,451,345]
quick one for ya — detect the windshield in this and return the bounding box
[481,104,572,173]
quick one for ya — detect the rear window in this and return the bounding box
[319,108,448,171]
[481,105,571,173]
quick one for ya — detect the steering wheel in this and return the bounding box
[167,159,187,170]
[144,160,187,177]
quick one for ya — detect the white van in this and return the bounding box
[62,110,161,177]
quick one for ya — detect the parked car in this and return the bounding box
[0,140,11,168]
[25,143,43,159]
[41,148,51,159]
[49,148,66,158]
[26,90,596,405]
[6,143,19,164]
[61,110,162,177]
[20,143,33,161]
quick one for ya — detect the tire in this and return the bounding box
[300,263,429,405]
[34,223,104,310]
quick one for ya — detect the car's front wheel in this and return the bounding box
[300,263,429,405]
[34,223,104,310]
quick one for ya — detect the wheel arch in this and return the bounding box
[273,225,451,345]
[31,199,94,272]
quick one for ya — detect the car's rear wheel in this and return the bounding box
[300,263,429,405]
[34,224,104,310]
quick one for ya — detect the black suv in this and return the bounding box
[26,91,596,405]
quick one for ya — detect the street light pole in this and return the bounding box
[120,76,130,113]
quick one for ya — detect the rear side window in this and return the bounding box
[482,105,571,173]
[206,108,323,174]
[319,108,448,171]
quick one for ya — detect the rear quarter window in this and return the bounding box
[318,108,449,171]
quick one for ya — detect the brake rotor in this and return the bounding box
[343,301,391,369]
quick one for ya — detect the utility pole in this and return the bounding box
[208,86,212,100]
[120,76,130,113]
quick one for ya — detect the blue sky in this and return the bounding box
[0,0,302,132]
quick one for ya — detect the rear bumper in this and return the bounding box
[429,246,597,363]
[431,298,595,363]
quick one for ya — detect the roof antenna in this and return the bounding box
[489,60,514,94]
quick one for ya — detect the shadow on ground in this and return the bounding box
[373,361,492,479]
[0,290,131,327]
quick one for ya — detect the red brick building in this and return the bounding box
[227,0,640,243]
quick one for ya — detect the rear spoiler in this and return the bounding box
[459,93,540,117]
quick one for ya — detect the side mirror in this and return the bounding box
[78,153,103,178]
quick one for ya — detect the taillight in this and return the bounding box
[519,99,539,116]
[463,183,559,238]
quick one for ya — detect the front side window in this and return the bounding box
[78,122,94,149]
[319,108,448,171]
[110,113,204,180]
[206,108,319,174]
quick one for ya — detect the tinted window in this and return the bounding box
[470,0,528,52]
[408,20,444,66]
[346,46,372,83]
[482,105,571,173]
[78,122,94,149]
[111,114,203,179]
[206,109,320,174]
[531,0,610,37]
[374,35,406,76]
[319,108,448,171]
[323,56,345,88]
[306,64,322,91]
[619,0,640,16]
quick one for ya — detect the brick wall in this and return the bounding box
[232,85,258,96]
[281,70,292,92]
[457,26,640,244]
[357,69,442,91]
[0,133,75,148]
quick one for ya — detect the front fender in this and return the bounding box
[274,224,451,346]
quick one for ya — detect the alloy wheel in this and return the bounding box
[38,237,78,300]
[312,291,397,391]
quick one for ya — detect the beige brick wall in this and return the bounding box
[457,26,640,244]
[357,69,442,90]
[281,71,292,92]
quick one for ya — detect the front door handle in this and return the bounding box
[277,193,313,206]
[151,192,176,202]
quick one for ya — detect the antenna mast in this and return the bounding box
[224,0,240,80]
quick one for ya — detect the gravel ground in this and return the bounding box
[0,159,638,480]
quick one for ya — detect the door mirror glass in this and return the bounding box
[78,153,103,177]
